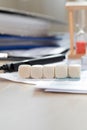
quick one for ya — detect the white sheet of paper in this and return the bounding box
[0,72,37,85]
[44,81,87,94]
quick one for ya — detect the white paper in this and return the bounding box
[1,70,87,94]
[34,70,87,93]
[0,72,37,85]
[44,81,87,94]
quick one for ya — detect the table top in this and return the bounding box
[0,60,87,130]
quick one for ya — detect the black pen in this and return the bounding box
[0,54,65,72]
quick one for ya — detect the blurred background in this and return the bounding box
[0,0,71,32]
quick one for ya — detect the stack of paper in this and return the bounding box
[35,70,87,94]
[0,70,87,94]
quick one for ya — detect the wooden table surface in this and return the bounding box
[0,60,87,130]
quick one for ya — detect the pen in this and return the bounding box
[0,54,65,72]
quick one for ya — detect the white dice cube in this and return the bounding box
[18,64,31,78]
[31,65,43,79]
[68,64,81,78]
[55,64,68,78]
[43,65,55,78]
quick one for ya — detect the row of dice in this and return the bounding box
[18,63,81,79]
